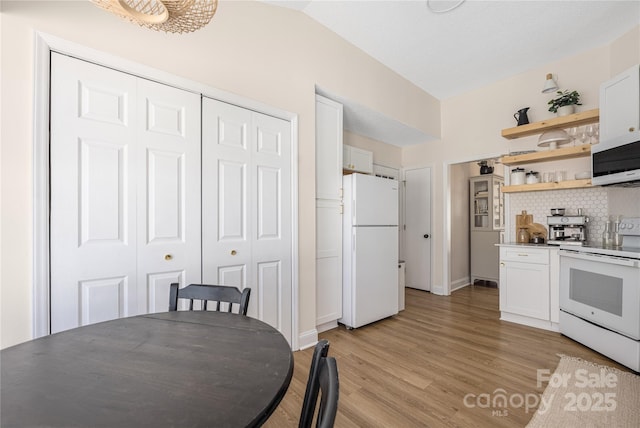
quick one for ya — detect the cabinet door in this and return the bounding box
[349,146,373,173]
[315,95,343,200]
[600,64,639,145]
[316,200,343,327]
[470,176,491,230]
[343,145,373,174]
[499,260,550,320]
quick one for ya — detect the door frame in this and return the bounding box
[443,152,504,297]
[401,165,434,293]
[32,32,300,349]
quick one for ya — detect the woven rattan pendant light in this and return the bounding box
[92,0,218,33]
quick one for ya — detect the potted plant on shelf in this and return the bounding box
[548,90,582,116]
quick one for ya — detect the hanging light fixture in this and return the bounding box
[541,73,559,93]
[91,0,218,34]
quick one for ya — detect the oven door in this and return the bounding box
[559,250,640,340]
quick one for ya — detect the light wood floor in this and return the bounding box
[264,286,629,427]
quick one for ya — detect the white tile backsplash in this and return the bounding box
[508,187,609,245]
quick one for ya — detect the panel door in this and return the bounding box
[404,167,432,291]
[50,53,201,333]
[135,79,202,314]
[315,199,343,326]
[50,53,138,333]
[202,98,292,344]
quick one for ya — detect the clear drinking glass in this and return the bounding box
[567,127,579,146]
[585,124,596,144]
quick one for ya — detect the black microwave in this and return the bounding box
[592,138,640,186]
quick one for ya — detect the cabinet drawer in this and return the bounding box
[500,247,549,264]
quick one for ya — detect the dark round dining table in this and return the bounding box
[0,311,294,427]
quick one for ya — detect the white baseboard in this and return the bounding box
[450,277,470,292]
[316,320,338,334]
[298,328,319,351]
[431,284,445,295]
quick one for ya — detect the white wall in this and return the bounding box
[403,25,640,294]
[0,0,440,348]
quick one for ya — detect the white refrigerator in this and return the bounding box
[340,173,399,329]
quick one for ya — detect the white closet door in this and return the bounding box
[202,98,292,344]
[50,53,201,333]
[135,79,202,314]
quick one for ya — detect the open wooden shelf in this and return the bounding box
[500,145,591,166]
[502,178,592,193]
[501,109,599,140]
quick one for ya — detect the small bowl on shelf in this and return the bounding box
[574,171,590,180]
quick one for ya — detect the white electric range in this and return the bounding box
[559,217,640,372]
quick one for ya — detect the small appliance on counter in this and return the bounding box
[547,208,588,246]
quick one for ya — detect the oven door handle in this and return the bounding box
[560,250,640,267]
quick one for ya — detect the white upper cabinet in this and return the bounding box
[600,64,640,147]
[343,144,373,174]
[315,95,344,200]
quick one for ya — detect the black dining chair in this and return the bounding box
[299,340,339,428]
[169,283,251,315]
[315,357,339,428]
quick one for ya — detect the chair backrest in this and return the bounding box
[299,340,330,428]
[169,283,251,315]
[316,357,339,428]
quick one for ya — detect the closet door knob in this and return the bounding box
[231,250,237,256]
[164,254,173,261]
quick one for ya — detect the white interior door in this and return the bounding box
[50,53,201,333]
[202,98,292,344]
[404,167,432,291]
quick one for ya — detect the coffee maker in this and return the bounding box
[547,215,588,246]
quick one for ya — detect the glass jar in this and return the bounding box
[517,227,530,244]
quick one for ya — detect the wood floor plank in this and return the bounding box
[264,286,631,427]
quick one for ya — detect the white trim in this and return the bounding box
[289,115,300,351]
[298,328,320,351]
[33,35,51,338]
[450,277,470,292]
[33,32,300,349]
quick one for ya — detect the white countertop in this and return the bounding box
[497,242,559,249]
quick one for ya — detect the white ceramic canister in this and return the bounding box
[526,171,540,184]
[511,167,525,185]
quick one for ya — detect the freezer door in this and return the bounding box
[350,174,398,226]
[351,226,399,327]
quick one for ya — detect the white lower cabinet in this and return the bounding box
[499,245,559,331]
